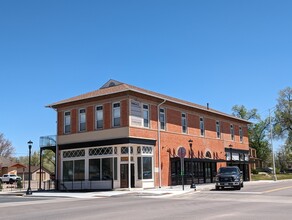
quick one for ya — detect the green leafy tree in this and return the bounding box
[232,105,271,165]
[274,87,292,143]
[0,133,15,157]
[16,150,55,173]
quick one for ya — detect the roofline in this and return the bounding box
[46,84,251,124]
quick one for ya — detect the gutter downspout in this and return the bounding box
[157,99,166,188]
[54,108,59,190]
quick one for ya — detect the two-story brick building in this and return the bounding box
[45,79,251,190]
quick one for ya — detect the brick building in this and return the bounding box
[45,79,251,190]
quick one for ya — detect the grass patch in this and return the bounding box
[251,173,292,181]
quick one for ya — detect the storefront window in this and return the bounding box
[74,160,85,181]
[89,159,100,180]
[138,156,152,180]
[63,160,84,181]
[102,158,113,180]
[63,161,73,181]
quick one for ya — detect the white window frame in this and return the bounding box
[181,112,187,133]
[64,111,71,134]
[95,105,103,129]
[159,108,165,130]
[143,104,149,128]
[79,108,86,132]
[200,117,205,136]
[230,124,234,141]
[239,126,243,142]
[216,120,220,139]
[112,102,121,127]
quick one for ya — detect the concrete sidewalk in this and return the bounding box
[3,180,289,198]
[0,183,215,199]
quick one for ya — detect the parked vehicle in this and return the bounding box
[215,166,243,190]
[0,174,22,184]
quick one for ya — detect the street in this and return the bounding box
[0,180,292,220]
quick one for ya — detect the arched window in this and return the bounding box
[205,151,212,159]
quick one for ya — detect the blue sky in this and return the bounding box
[0,0,291,156]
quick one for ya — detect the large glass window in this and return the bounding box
[138,156,152,180]
[79,108,86,132]
[95,105,103,129]
[143,104,149,128]
[74,160,85,181]
[102,158,113,180]
[200,117,205,136]
[113,102,120,127]
[64,111,71,134]
[63,160,84,181]
[216,121,220,138]
[63,161,73,181]
[89,159,100,180]
[89,158,117,181]
[182,113,187,133]
[159,108,165,130]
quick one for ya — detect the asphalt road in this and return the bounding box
[1,180,292,220]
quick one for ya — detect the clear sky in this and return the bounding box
[0,0,291,156]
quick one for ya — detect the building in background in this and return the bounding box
[43,79,251,190]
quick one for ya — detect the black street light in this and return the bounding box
[189,139,196,190]
[26,140,33,195]
[229,144,233,166]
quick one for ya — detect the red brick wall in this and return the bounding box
[121,100,129,127]
[87,106,94,132]
[55,95,250,187]
[103,103,111,129]
[57,111,63,135]
[71,109,77,133]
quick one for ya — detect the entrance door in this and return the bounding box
[120,164,135,188]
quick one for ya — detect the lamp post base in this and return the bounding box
[26,188,32,195]
[190,182,196,190]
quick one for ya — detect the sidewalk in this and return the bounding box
[0,183,215,199]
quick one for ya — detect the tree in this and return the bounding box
[232,105,260,121]
[232,105,271,166]
[249,119,271,164]
[16,149,55,173]
[0,133,15,157]
[274,87,292,141]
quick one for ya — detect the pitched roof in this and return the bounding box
[47,79,250,123]
[17,165,53,174]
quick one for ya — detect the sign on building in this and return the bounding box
[130,99,143,127]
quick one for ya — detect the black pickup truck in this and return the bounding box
[215,166,243,190]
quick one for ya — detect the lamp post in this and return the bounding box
[229,144,233,166]
[189,139,196,189]
[26,140,33,195]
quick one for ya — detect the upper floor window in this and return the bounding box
[113,102,120,127]
[159,108,165,130]
[143,104,149,128]
[200,117,205,136]
[181,113,187,133]
[230,124,234,140]
[64,111,71,134]
[239,126,243,142]
[79,108,86,132]
[95,105,103,129]
[216,121,220,138]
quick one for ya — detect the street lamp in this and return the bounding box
[189,139,196,189]
[26,140,33,195]
[229,144,233,166]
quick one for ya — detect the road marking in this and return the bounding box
[264,185,292,193]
